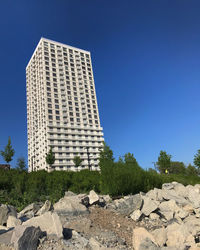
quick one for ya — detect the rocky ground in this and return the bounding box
[1,182,200,249]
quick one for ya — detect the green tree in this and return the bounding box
[194,150,200,171]
[46,147,55,170]
[0,137,15,164]
[99,142,114,165]
[169,161,186,174]
[73,155,83,168]
[99,142,114,193]
[16,157,27,171]
[156,150,171,174]
[117,156,124,163]
[124,153,138,165]
[148,168,157,174]
[186,164,198,176]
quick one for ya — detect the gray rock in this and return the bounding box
[149,213,160,220]
[162,183,175,190]
[130,209,142,222]
[115,194,143,216]
[166,222,191,249]
[7,216,22,228]
[182,204,194,214]
[23,211,63,238]
[133,227,158,250]
[11,225,42,250]
[184,216,200,236]
[35,200,52,216]
[54,195,89,216]
[152,228,167,247]
[175,208,189,220]
[88,190,99,205]
[141,197,159,216]
[161,189,188,206]
[173,183,187,198]
[101,194,112,204]
[146,188,163,202]
[159,200,182,220]
[18,203,42,219]
[139,238,160,250]
[0,205,17,226]
[0,228,13,245]
[187,187,200,208]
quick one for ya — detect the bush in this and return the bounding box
[0,154,200,212]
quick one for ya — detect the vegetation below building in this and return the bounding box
[0,143,200,211]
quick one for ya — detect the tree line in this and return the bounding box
[155,150,200,175]
[0,138,83,170]
[0,142,200,211]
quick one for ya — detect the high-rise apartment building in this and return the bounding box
[26,38,104,172]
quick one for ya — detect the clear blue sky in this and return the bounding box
[0,0,200,169]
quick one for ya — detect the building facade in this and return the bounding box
[26,38,104,172]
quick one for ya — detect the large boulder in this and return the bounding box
[141,196,159,216]
[18,203,42,219]
[158,200,179,220]
[166,222,191,249]
[173,183,188,198]
[152,228,167,247]
[23,211,63,239]
[11,225,43,250]
[0,205,17,226]
[187,186,200,208]
[54,195,88,216]
[139,238,160,250]
[162,183,175,190]
[184,216,200,236]
[146,188,163,202]
[114,194,143,216]
[35,200,52,216]
[7,216,22,228]
[88,190,99,205]
[132,227,158,250]
[161,189,188,206]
